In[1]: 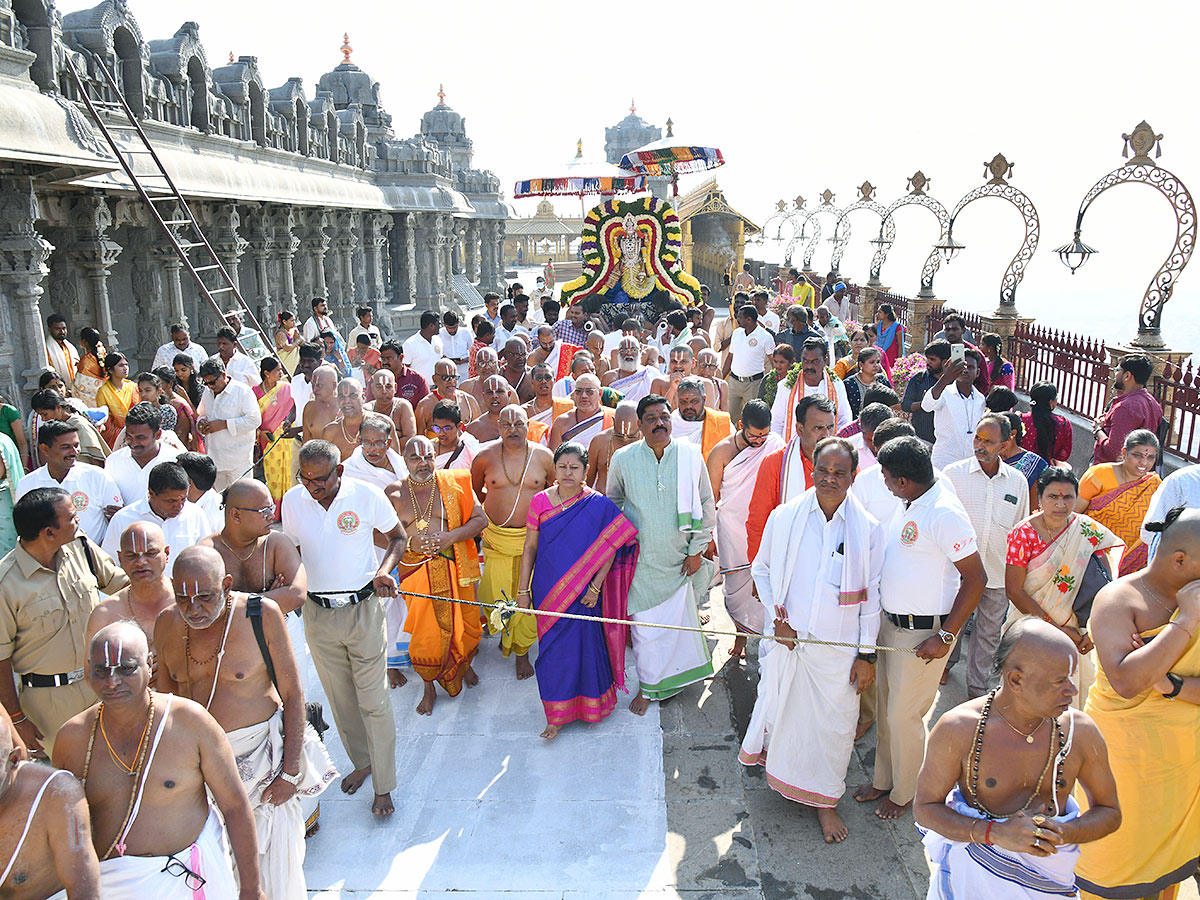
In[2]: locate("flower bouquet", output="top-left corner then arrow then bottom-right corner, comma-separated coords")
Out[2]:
889,352 -> 928,398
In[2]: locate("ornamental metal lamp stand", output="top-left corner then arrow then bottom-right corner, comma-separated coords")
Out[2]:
1054,122 -> 1196,349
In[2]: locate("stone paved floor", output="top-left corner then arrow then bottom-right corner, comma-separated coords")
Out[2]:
296,591 -> 1198,899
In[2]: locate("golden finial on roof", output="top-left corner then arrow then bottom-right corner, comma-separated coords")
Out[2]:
666,117 -> 674,138
228,51 -> 234,64
340,33 -> 352,65
629,98 -> 636,115
575,139 -> 582,159
438,84 -> 446,106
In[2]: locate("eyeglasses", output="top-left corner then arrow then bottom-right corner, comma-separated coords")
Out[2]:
201,378 -> 218,387
531,373 -> 554,382
361,438 -> 390,450
298,468 -> 337,487
427,424 -> 458,435
434,372 -> 458,381
232,504 -> 275,518
161,857 -> 206,892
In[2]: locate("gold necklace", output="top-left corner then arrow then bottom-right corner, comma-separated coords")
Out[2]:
340,417 -> 361,446
995,708 -> 1047,744
217,534 -> 259,563
184,599 -> 230,667
1141,578 -> 1174,615
501,442 -> 530,487
407,478 -> 437,532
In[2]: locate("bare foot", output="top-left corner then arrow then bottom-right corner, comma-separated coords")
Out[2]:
416,682 -> 436,716
876,797 -> 911,819
540,723 -> 561,740
629,691 -> 649,716
854,719 -> 873,742
817,806 -> 849,843
372,792 -> 394,815
388,667 -> 407,688
853,784 -> 888,804
515,654 -> 535,680
939,668 -> 950,686
341,766 -> 371,795
728,635 -> 747,660
464,665 -> 479,687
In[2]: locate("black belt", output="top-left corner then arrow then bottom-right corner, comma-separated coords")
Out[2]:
21,668 -> 85,688
308,582 -> 375,610
729,372 -> 764,383
885,612 -> 947,631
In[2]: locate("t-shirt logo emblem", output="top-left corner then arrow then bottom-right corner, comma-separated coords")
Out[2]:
337,511 -> 360,534
70,491 -> 89,511
901,521 -> 919,546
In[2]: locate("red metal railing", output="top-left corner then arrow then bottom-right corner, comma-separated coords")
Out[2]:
1007,320 -> 1110,420
1152,361 -> 1200,462
925,305 -> 985,345
871,290 -> 911,331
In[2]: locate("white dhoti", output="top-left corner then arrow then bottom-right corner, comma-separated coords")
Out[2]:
715,434 -> 783,635
738,640 -> 858,807
631,580 -> 714,701
93,807 -> 237,900
921,789 -> 1083,898
284,613 -> 325,835
609,367 -> 655,404
226,707 -> 338,900
385,595 -> 411,669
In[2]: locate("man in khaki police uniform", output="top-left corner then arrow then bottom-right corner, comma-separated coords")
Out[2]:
0,486 -> 128,758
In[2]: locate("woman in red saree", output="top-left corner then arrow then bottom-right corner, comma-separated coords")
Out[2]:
1076,428 -> 1161,575
516,441 -> 638,739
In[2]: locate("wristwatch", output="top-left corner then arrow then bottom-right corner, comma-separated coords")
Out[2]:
937,629 -> 956,646
278,769 -> 303,786
1162,672 -> 1184,699
856,652 -> 877,665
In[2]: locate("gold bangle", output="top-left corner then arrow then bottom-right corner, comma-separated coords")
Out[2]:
968,820 -> 978,844
587,584 -> 601,594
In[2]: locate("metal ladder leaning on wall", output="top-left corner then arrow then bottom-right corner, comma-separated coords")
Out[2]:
63,50 -> 277,363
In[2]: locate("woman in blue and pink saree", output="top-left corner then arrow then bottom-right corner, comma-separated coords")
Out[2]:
516,441 -> 638,739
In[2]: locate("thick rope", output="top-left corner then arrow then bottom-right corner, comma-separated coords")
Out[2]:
387,585 -> 917,654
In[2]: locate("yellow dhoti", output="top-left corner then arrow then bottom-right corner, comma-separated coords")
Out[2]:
481,523 -> 537,657
1077,618 -> 1200,900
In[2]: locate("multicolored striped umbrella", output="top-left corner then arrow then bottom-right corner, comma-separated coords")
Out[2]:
512,174 -> 646,198
616,142 -> 725,177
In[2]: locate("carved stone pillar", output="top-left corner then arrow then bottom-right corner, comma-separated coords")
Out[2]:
0,175 -> 55,395
413,213 -> 440,307
465,220 -> 481,283
208,203 -> 247,304
242,206 -> 272,324
299,209 -> 330,309
450,220 -> 464,275
329,210 -> 359,325
266,205 -> 298,314
478,222 -> 495,293
66,194 -> 122,353
127,228 -> 166,369
440,216 -> 456,298
363,212 -> 390,314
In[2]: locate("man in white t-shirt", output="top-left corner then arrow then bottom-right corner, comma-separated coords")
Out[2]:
281,440 -> 408,816
921,347 -> 986,470
752,291 -> 780,333
347,305 -> 382,350
401,311 -> 445,383
855,436 -> 986,820
105,401 -> 182,505
722,305 -> 774,425
102,461 -> 211,576
17,420 -> 122,543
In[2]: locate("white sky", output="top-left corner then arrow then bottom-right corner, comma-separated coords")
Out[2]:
56,0 -> 1200,355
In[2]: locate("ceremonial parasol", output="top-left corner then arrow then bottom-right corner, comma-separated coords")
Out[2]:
513,140 -> 647,200
617,118 -> 725,199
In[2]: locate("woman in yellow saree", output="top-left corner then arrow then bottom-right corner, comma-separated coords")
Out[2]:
73,326 -> 106,407
94,352 -> 137,448
253,357 -> 294,518
1077,428 -> 1161,576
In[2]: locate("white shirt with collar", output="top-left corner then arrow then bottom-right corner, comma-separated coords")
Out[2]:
281,478 -> 399,593
105,443 -> 182,505
850,466 -> 957,531
347,323 -> 382,350
492,323 -> 529,351
195,489 -> 224,534
401,333 -> 444,383
439,327 -> 473,381
153,340 -> 207,371
16,464 -> 123,543
101,499 -> 212,575
921,385 -> 986,470
221,352 -> 261,388
880,478 -> 978,616
198,379 -> 261,474
848,432 -> 876,470
729,325 -> 774,378
943,456 -> 1029,588
1142,464 -> 1200,559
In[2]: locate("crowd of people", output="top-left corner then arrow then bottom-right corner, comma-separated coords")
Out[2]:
0,275 -> 1195,900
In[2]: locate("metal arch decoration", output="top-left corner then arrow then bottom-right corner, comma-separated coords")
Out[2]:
757,198 -> 791,244
830,180 -> 896,285
936,153 -> 1039,317
783,190 -> 843,272
871,171 -> 950,291
1059,122 -> 1196,348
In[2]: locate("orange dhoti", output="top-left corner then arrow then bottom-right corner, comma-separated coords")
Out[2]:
400,470 -> 482,696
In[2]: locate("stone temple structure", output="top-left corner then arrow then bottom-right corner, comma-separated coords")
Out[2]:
0,0 -> 508,404
603,100 -> 659,168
